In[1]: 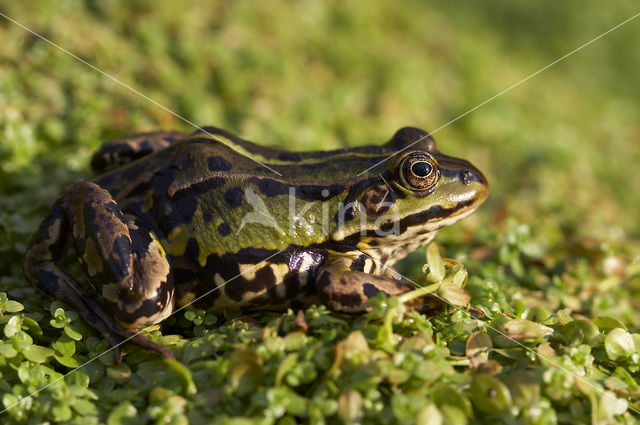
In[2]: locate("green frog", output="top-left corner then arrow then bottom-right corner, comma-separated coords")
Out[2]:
24,126 -> 488,359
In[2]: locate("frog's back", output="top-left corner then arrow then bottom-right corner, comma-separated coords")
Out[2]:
91,126 -> 404,211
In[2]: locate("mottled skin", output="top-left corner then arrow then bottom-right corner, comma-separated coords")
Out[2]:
24,126 -> 488,360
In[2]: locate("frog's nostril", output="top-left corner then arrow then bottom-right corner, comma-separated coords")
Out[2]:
460,168 -> 472,185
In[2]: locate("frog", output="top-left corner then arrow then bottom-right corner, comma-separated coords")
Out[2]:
24,126 -> 488,360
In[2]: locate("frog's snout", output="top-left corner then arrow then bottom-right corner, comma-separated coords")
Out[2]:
460,168 -> 473,185
458,164 -> 486,185
464,164 -> 489,204
450,160 -> 488,208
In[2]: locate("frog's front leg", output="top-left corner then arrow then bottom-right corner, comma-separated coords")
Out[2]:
316,253 -> 441,313
24,181 -> 175,360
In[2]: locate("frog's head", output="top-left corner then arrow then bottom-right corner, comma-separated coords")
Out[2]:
333,127 -> 488,258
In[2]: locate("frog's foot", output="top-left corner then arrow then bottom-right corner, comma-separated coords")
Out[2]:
316,255 -> 422,313
409,293 -> 446,315
24,181 -> 176,362
80,292 -> 175,362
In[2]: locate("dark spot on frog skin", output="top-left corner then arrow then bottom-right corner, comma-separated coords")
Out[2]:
360,184 -> 397,217
162,178 -> 231,233
332,174 -> 393,224
38,203 -> 69,256
251,178 -> 288,197
164,196 -> 198,229
298,184 -> 345,201
248,177 -> 345,201
202,210 -> 214,223
186,237 -> 199,260
121,161 -> 150,185
173,265 -> 198,287
336,204 -> 356,224
36,269 -> 61,292
363,283 -> 381,298
350,254 -> 368,271
225,265 -> 277,301
284,274 -> 303,298
218,222 -> 231,236
278,152 -> 301,162
171,177 -> 227,200
192,289 -> 221,310
207,156 -> 233,172
315,270 -> 332,292
237,247 -> 285,260
394,199 -> 475,233
337,292 -> 363,308
115,278 -> 173,324
224,187 -> 244,208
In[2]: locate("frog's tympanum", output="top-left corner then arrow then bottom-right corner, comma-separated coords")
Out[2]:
24,126 -> 488,359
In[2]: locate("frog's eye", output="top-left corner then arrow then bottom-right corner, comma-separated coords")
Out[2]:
398,152 -> 439,191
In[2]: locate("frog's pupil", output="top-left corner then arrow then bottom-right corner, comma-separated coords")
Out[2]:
411,161 -> 431,178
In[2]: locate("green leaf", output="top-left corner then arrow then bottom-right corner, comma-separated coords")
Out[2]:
2,393 -> 20,411
415,404 -> 443,425
504,319 -> 553,339
229,349 -> 263,397
426,243 -> 445,282
11,330 -> 33,350
54,354 -> 80,368
431,384 -> 473,418
52,404 -> 73,422
337,391 -> 362,422
107,402 -> 137,425
594,317 -> 627,332
164,358 -> 197,396
4,300 -> 24,313
275,353 -> 298,387
107,363 -> 132,384
466,331 -> 492,357
525,306 -> 551,323
605,328 -> 635,361
561,319 -> 600,346
470,374 -> 512,414
72,398 -> 98,416
23,345 -> 54,363
0,342 -> 18,358
438,280 -> 471,307
4,316 -> 21,338
21,317 -> 43,337
53,335 -> 76,357
598,391 -> 627,420
64,324 -> 84,341
284,331 -> 308,351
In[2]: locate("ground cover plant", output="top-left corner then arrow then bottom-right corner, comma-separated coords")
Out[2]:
1,1 -> 640,424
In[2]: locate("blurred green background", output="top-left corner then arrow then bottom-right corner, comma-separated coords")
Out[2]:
1,1 -> 640,424
2,0 -> 640,243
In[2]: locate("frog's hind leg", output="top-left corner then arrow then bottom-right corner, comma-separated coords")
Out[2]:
24,181 -> 176,361
90,131 -> 188,173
